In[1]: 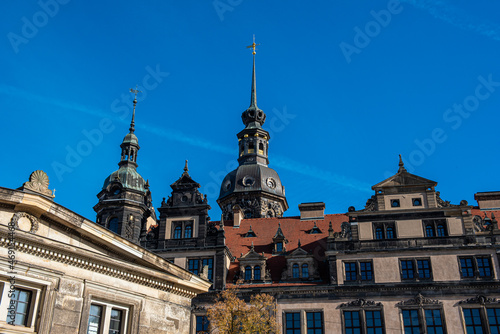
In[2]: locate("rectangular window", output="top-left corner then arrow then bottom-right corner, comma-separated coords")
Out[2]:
171,220 -> 194,239
344,261 -> 374,283
343,309 -> 385,334
306,311 -> 324,334
188,258 -> 214,282
424,309 -> 444,333
87,302 -> 129,334
196,315 -> 209,333
463,308 -> 484,333
285,312 -> 301,334
487,308 -> 500,333
423,219 -> 447,238
462,307 -> 500,334
344,310 -> 361,333
402,308 -> 445,334
400,258 -> 432,281
459,256 -> 493,279
87,304 -> 103,334
9,288 -> 33,326
360,262 -> 373,281
345,262 -> 357,282
401,260 -> 415,280
366,310 -> 384,334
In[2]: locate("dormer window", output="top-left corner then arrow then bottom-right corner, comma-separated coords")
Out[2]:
276,242 -> 283,253
292,264 -> 299,278
245,266 -> 252,280
309,222 -> 322,234
302,264 -> 309,278
391,199 -> 400,208
254,266 -> 261,280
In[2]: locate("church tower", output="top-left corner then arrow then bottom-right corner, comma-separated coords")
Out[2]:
217,40 -> 288,220
94,88 -> 156,244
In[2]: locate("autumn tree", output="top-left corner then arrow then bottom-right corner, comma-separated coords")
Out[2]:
205,287 -> 278,334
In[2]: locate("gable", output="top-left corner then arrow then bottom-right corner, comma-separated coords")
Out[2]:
372,170 -> 437,190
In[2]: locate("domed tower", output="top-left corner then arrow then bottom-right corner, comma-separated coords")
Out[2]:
94,88 -> 156,244
217,41 -> 288,220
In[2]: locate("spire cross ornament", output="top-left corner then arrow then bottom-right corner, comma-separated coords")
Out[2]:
129,86 -> 142,133
246,35 -> 260,55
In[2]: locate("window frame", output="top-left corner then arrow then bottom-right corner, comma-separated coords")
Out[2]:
343,260 -> 374,283
86,300 -> 130,334
171,219 -> 195,239
458,255 -> 493,280
423,219 -> 448,238
372,222 -> 396,240
397,295 -> 446,334
195,315 -> 210,333
188,257 -> 214,282
0,279 -> 44,330
283,310 -> 324,334
399,258 -> 433,281
459,296 -> 500,334
339,299 -> 385,334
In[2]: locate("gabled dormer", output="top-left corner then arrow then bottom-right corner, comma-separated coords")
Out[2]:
282,240 -> 319,281
238,243 -> 269,282
156,161 -> 212,247
369,155 -> 439,211
272,223 -> 287,254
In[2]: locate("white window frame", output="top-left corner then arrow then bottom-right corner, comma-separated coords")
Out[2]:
87,300 -> 130,334
0,278 -> 44,332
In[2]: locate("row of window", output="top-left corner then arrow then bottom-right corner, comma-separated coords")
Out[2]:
390,197 -> 422,208
282,306 -> 500,334
373,219 -> 448,240
344,255 -> 493,283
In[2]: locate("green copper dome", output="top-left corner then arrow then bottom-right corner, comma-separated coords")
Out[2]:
102,166 -> 146,193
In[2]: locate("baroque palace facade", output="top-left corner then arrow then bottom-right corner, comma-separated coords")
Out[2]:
2,51 -> 500,334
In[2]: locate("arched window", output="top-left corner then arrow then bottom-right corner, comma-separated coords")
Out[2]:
436,224 -> 446,237
254,266 -> 261,280
426,224 -> 435,237
173,225 -> 182,239
292,264 -> 299,278
386,227 -> 395,239
258,142 -> 264,155
184,224 -> 193,238
248,141 -> 255,153
302,264 -> 309,278
108,217 -> 119,234
375,227 -> 384,240
245,266 -> 252,280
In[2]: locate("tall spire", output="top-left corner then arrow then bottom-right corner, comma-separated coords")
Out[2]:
242,36 -> 266,128
182,160 -> 189,176
129,86 -> 141,133
249,55 -> 258,109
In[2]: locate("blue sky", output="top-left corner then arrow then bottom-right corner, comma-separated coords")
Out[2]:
1,1 -> 500,221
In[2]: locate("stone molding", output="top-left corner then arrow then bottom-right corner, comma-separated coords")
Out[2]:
0,232 -> 197,298
396,293 -> 442,307
11,211 -> 39,233
459,295 -> 500,305
338,299 -> 382,309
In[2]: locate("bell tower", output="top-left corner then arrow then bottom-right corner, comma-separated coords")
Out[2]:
94,88 -> 156,244
217,38 -> 288,220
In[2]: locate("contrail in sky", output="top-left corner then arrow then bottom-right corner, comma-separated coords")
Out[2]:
400,0 -> 500,41
0,84 -> 371,192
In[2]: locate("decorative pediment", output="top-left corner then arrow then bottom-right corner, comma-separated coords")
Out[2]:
286,244 -> 309,258
459,295 -> 500,305
239,242 -> 266,260
338,299 -> 382,309
372,156 -> 436,191
396,294 -> 441,307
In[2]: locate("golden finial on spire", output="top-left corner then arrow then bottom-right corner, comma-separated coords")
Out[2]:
246,34 -> 260,55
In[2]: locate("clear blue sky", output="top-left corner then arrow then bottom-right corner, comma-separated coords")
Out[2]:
2,1 -> 500,221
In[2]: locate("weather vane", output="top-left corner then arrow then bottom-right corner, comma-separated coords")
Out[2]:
246,34 -> 260,55
130,85 -> 142,101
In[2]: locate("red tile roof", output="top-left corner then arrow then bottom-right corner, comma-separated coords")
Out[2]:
216,214 -> 348,287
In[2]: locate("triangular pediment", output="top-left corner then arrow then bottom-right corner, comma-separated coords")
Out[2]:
287,247 -> 309,257
171,174 -> 200,190
372,170 -> 437,190
239,244 -> 266,260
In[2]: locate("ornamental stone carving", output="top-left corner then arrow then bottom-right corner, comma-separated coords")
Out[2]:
11,212 -> 39,234
339,299 -> 382,309
21,170 -> 55,198
459,295 -> 500,305
396,294 -> 441,307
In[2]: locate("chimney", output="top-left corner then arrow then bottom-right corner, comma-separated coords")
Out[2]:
298,202 -> 325,220
232,204 -> 243,227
